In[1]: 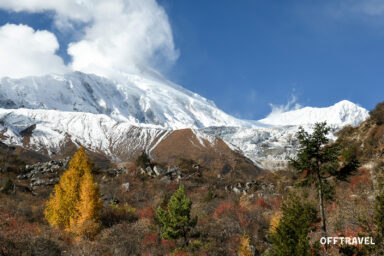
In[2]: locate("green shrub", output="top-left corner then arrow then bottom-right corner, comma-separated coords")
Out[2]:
0,178 -> 14,194
267,194 -> 318,256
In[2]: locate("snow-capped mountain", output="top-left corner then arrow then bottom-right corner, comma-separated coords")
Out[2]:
205,101 -> 369,169
258,100 -> 368,127
0,71 -> 370,170
0,72 -> 250,129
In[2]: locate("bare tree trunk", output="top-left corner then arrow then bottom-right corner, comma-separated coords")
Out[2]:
317,169 -> 327,254
182,228 -> 188,247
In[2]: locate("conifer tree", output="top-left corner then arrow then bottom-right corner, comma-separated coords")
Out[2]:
267,194 -> 318,256
70,171 -> 102,239
44,147 -> 100,233
289,122 -> 358,241
156,185 -> 197,247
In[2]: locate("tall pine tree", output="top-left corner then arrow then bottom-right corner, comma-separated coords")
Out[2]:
289,122 -> 359,240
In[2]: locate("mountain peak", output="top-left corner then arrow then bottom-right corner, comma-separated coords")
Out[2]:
0,72 -> 369,129
333,99 -> 360,108
258,100 -> 369,127
0,71 -> 250,129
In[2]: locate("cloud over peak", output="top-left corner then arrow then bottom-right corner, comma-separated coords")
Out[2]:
67,0 -> 179,78
267,94 -> 302,118
0,0 -> 178,78
0,24 -> 67,78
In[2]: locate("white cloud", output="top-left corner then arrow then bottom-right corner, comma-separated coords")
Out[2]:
267,94 -> 302,117
326,0 -> 384,22
0,0 -> 92,23
68,0 -> 178,78
344,0 -> 384,17
0,0 -> 179,79
0,24 -> 67,78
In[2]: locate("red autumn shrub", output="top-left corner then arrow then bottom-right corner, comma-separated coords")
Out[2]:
256,198 -> 271,208
214,201 -> 235,217
271,197 -> 282,209
213,201 -> 252,228
237,210 -> 251,227
139,206 -> 155,219
0,212 -> 39,239
342,226 -> 363,238
350,169 -> 371,191
143,232 -> 158,248
173,252 -> 188,256
161,239 -> 175,248
0,212 -> 41,254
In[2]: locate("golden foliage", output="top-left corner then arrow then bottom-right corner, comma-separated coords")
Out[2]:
238,234 -> 252,256
269,211 -> 282,234
69,171 -> 102,238
44,147 -> 102,238
239,194 -> 255,211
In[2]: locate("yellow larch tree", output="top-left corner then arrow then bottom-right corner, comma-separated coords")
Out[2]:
269,211 -> 282,234
44,146 -> 101,235
238,234 -> 252,256
69,171 -> 102,239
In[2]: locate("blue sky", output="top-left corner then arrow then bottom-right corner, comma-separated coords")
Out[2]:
0,0 -> 383,119
160,0 -> 384,119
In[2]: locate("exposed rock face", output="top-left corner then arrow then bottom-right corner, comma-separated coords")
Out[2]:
17,158 -> 69,190
151,129 -> 263,179
139,165 -> 182,181
225,180 -> 276,196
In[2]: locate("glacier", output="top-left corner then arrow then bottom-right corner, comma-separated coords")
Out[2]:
208,100 -> 369,169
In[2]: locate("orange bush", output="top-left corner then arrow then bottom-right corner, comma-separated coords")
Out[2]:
139,206 -> 155,219
161,239 -> 175,247
256,198 -> 270,208
214,201 -> 235,217
143,232 -> 159,248
350,169 -> 371,191
271,197 -> 282,209
213,201 -> 251,228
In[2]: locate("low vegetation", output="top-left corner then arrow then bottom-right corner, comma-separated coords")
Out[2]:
370,101 -> 384,125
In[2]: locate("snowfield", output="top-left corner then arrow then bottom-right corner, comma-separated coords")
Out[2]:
258,100 -> 368,127
0,72 -> 251,129
0,72 -> 370,169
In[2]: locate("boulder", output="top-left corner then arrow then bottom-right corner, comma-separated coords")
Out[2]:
233,187 -> 242,195
146,166 -> 155,176
122,182 -> 130,191
153,165 -> 165,176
